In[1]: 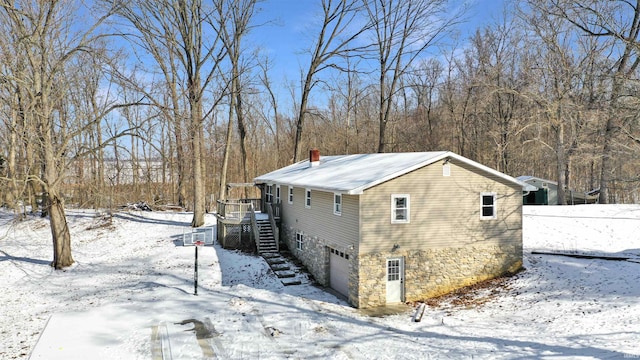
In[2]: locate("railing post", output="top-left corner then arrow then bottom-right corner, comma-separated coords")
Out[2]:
249,204 -> 260,253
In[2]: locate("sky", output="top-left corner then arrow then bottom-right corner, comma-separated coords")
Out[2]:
246,0 -> 509,101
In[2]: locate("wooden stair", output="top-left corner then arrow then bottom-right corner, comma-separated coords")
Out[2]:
256,219 -> 277,254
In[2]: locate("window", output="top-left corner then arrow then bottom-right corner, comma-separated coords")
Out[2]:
275,185 -> 281,204
296,232 -> 303,250
391,194 -> 410,223
387,259 -> 400,281
265,184 -> 273,203
288,186 -> 293,204
305,188 -> 311,208
480,192 -> 497,219
334,193 -> 342,216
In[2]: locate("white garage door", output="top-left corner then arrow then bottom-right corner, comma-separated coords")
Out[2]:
329,248 -> 349,297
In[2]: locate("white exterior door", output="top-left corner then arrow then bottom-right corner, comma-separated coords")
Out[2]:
386,258 -> 404,303
330,249 -> 350,297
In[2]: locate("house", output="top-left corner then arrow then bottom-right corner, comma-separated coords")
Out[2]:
517,176 -> 598,205
254,150 -> 525,308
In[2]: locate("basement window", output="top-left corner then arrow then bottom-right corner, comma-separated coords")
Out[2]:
296,232 -> 303,251
480,192 -> 497,220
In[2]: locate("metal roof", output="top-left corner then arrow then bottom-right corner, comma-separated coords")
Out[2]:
255,151 -> 529,195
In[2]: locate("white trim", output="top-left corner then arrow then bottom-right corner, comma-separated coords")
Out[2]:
333,193 -> 342,216
305,188 -> 311,209
265,184 -> 273,203
296,232 -> 303,251
480,192 -> 497,220
391,194 -> 410,224
288,186 -> 293,204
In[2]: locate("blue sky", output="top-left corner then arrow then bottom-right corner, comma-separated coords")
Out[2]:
247,0 -> 509,93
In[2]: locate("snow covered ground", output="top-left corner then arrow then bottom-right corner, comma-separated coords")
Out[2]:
1,205 -> 639,359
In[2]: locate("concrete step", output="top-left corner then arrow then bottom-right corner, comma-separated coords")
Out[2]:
281,278 -> 302,286
274,270 -> 296,278
271,263 -> 290,271
261,252 -> 280,259
265,257 -> 285,265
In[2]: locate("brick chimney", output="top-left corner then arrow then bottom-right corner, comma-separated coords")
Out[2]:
309,149 -> 320,167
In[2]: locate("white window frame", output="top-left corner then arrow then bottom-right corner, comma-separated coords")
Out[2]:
334,193 -> 342,216
391,194 -> 410,224
305,188 -> 311,208
296,232 -> 303,251
265,184 -> 273,203
275,185 -> 281,204
288,186 -> 294,204
480,192 -> 497,220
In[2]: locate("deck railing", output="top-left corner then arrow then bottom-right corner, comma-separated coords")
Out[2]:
216,198 -> 262,222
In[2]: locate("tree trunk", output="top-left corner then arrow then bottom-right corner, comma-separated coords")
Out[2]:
556,123 -> 567,205
293,77 -> 312,162
218,91 -> 236,202
49,190 -> 73,269
191,105 -> 205,227
174,111 -> 187,208
598,117 -> 615,204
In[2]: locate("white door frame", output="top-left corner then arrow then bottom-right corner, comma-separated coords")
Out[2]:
386,257 -> 404,303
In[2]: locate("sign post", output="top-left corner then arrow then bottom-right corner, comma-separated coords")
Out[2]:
194,241 -> 204,295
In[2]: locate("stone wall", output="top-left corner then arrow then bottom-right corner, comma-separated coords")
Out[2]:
282,225 -> 330,286
355,244 -> 522,308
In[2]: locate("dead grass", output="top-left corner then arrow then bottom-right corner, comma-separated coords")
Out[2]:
421,271 -> 522,310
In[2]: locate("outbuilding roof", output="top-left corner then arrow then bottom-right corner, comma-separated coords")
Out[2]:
254,151 -> 528,195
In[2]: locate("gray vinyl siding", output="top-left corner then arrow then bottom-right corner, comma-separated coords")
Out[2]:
280,187 -> 359,251
359,159 -> 522,254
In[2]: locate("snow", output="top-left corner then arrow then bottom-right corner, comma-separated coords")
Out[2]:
1,205 -> 639,359
254,151 -> 525,195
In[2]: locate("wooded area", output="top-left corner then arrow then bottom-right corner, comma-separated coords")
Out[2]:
1,0 -> 639,268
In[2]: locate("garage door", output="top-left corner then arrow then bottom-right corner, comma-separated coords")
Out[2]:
329,248 -> 349,297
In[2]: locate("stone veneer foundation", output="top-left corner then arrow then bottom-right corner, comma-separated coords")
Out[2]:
281,225 -> 331,286
282,224 -> 521,309
355,244 -> 522,308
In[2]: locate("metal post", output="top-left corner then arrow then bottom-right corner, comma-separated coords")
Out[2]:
194,245 -> 198,296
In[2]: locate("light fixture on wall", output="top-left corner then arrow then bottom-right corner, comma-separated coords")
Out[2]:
443,158 -> 450,165
392,244 -> 400,251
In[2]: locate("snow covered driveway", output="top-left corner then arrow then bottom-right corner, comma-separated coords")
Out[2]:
1,206 -> 639,359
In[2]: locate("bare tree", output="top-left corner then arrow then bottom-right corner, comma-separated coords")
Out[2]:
217,0 -> 259,201
117,0 -> 228,226
292,0 -> 370,162
0,0 -> 137,268
362,0 -> 463,153
547,0 -> 640,203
